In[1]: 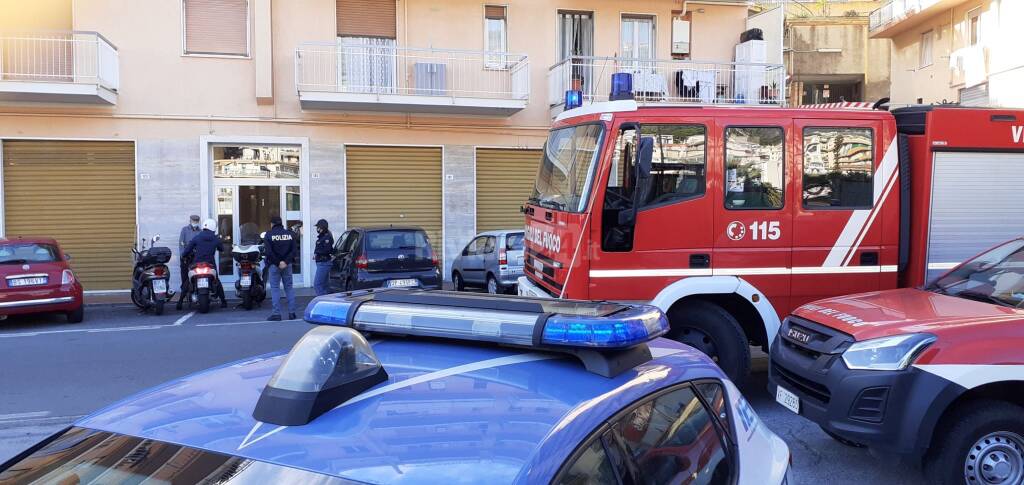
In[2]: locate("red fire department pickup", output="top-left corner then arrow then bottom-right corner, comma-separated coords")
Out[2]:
518,98 -> 1024,381
769,238 -> 1024,484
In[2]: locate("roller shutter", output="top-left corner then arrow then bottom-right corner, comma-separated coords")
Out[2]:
337,0 -> 397,39
475,148 -> 541,232
926,151 -> 1024,281
345,146 -> 442,257
3,140 -> 136,290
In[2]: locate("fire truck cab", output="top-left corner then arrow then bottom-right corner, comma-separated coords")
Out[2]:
519,98 -> 1024,381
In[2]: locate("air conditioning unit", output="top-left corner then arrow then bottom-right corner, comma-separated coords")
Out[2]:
672,19 -> 690,54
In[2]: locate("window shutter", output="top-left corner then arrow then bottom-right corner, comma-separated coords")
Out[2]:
337,0 -> 397,39
485,5 -> 506,20
184,0 -> 249,56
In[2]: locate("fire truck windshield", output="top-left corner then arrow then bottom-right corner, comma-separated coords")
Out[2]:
929,239 -> 1024,308
530,124 -> 605,213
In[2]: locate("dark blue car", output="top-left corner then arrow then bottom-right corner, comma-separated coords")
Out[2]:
330,226 -> 442,292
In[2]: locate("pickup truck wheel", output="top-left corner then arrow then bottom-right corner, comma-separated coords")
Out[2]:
925,400 -> 1024,485
666,300 -> 751,382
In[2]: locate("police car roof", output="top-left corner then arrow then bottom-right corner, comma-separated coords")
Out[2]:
76,337 -> 722,484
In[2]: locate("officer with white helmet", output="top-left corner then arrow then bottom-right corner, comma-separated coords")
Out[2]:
180,218 -> 227,308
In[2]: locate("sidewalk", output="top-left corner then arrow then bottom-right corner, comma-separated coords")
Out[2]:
85,286 -> 319,307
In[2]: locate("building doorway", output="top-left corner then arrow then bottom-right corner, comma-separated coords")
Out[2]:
210,143 -> 305,284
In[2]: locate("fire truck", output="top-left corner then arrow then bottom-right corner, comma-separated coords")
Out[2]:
517,88 -> 1024,381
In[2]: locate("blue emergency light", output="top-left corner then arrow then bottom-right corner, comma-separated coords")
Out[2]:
256,290 -> 668,426
564,89 -> 584,110
305,289 -> 669,376
609,72 -> 634,101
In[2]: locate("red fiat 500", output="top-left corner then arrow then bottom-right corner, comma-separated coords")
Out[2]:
0,237 -> 84,322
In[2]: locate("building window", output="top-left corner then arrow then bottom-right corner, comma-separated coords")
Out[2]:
621,15 -> 655,60
802,128 -> 873,209
725,127 -> 785,210
968,7 -> 981,45
484,5 -> 507,68
919,30 -> 933,68
183,0 -> 250,56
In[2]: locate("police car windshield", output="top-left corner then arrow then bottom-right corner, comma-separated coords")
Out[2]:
531,124 -> 605,213
930,239 -> 1024,308
0,427 -> 356,485
0,243 -> 59,264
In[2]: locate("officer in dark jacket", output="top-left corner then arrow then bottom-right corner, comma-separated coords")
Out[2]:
180,218 -> 227,308
264,216 -> 298,320
313,219 -> 335,296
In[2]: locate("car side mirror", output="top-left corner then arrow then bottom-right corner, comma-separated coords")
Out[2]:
462,248 -> 470,256
259,232 -> 267,239
151,234 -> 161,245
64,253 -> 72,261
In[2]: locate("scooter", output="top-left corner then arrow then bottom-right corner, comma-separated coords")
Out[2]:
232,241 -> 266,310
186,261 -> 224,314
130,235 -> 172,315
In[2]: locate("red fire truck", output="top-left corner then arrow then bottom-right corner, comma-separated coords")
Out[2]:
518,99 -> 1024,381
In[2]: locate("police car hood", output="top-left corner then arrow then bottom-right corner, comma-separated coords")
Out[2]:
792,288 -> 1023,341
76,338 -> 719,484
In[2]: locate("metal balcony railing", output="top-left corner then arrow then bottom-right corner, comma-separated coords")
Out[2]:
548,56 -> 786,107
869,0 -> 924,31
0,31 -> 119,91
295,42 -> 530,102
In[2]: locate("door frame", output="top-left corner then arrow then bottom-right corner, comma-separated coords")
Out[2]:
200,135 -> 311,287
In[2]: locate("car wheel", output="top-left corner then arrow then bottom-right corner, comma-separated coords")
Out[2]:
665,300 -> 751,383
925,400 -> 1024,485
486,275 -> 499,294
452,272 -> 465,291
66,305 -> 84,323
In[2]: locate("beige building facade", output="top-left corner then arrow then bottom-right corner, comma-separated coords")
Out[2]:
0,0 -> 765,290
870,0 -> 1024,107
775,0 -> 891,106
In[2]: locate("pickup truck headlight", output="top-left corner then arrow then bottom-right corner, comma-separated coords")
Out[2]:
841,333 -> 936,371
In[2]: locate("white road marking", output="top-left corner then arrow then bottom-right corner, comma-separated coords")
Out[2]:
0,411 -> 49,422
173,311 -> 196,326
196,319 -> 295,328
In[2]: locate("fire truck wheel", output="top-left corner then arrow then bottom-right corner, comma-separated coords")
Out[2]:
666,300 -> 750,382
925,400 -> 1024,485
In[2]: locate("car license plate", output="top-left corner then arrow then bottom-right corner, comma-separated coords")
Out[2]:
152,279 -> 167,294
516,256 -> 524,265
776,386 -> 800,414
9,276 -> 46,287
387,278 -> 418,288
197,278 -> 210,289
533,259 -> 544,271
240,275 -> 252,288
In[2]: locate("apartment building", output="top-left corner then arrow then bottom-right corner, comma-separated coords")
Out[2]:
869,0 -> 1024,107
772,0 -> 891,105
0,0 -> 768,291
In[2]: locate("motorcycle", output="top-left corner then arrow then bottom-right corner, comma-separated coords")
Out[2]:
130,235 -> 172,315
232,241 -> 266,310
185,261 -> 224,314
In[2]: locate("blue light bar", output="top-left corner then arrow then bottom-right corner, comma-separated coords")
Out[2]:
542,308 -> 669,349
610,73 -> 634,101
565,89 -> 583,110
305,290 -> 667,351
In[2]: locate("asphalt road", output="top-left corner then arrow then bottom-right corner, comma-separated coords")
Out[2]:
0,301 -> 927,484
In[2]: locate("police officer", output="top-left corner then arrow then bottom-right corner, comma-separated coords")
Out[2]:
264,216 -> 297,321
180,218 -> 228,309
313,219 -> 334,296
178,215 -> 202,294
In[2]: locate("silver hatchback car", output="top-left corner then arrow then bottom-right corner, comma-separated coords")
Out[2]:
451,230 -> 525,294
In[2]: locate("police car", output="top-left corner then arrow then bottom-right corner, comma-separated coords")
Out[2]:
0,290 -> 790,484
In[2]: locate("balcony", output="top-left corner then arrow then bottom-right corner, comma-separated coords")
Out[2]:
0,32 -> 119,104
869,0 -> 968,38
548,56 -> 785,114
295,42 -> 529,115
